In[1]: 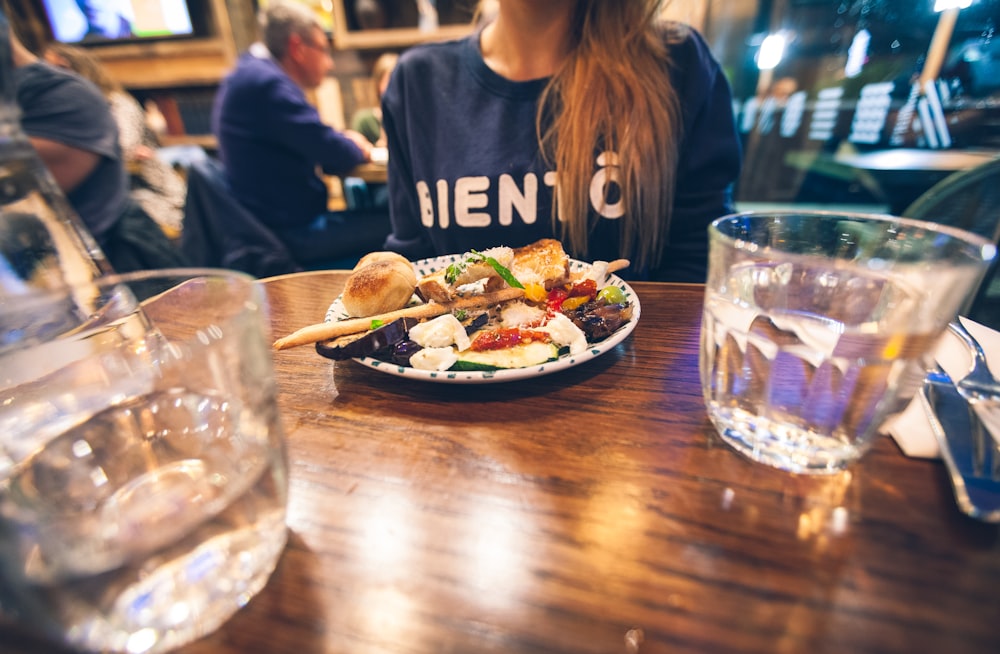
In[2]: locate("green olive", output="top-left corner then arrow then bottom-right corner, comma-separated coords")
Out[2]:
597,286 -> 626,305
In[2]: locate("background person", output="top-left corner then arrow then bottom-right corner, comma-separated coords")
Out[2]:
345,51 -> 397,210
212,0 -> 389,265
351,51 -> 398,146
5,7 -> 185,272
43,43 -> 188,238
381,0 -> 742,282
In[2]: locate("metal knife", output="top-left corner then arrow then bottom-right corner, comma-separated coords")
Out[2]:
920,369 -> 1000,522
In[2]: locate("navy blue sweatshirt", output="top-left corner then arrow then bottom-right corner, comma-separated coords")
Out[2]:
382,25 -> 742,282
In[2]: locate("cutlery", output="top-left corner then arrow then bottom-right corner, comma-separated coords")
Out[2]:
948,321 -> 1000,435
920,325 -> 1000,521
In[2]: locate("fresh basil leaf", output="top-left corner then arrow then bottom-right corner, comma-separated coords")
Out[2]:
485,256 -> 525,289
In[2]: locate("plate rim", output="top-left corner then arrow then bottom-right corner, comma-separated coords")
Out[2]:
323,255 -> 641,384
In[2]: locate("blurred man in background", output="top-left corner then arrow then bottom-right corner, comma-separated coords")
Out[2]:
212,0 -> 389,266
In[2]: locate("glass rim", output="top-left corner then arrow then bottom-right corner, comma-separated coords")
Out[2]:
710,210 -> 998,263
2,266 -> 257,296
0,268 -> 262,321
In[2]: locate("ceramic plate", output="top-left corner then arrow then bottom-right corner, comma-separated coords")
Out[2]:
323,255 -> 640,383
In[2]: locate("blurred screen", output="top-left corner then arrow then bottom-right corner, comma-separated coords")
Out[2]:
41,0 -> 194,44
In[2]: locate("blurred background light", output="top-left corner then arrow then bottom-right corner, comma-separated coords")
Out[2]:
934,0 -> 973,11
757,33 -> 787,71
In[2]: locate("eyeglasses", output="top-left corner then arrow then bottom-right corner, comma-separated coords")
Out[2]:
300,38 -> 332,55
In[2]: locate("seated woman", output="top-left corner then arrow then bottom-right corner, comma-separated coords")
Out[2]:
381,0 -> 742,282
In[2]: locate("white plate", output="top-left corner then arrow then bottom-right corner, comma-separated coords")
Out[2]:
323,256 -> 641,384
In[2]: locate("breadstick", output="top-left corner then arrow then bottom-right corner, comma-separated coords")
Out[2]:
606,259 -> 630,275
273,287 -> 525,350
569,258 -> 631,281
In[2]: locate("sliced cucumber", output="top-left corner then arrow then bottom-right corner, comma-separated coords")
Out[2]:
451,341 -> 560,371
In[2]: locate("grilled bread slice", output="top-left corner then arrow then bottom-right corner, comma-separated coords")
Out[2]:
509,238 -> 570,289
415,240 -> 569,303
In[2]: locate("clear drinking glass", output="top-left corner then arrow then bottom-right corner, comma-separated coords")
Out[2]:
700,211 -> 995,474
0,269 -> 289,653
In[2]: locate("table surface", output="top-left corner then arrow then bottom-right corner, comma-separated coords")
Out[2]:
2,270 -> 998,654
348,162 -> 388,184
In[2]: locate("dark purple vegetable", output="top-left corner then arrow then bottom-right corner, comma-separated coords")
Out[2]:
463,311 -> 490,334
316,317 -> 420,361
566,301 -> 633,342
383,339 -> 422,366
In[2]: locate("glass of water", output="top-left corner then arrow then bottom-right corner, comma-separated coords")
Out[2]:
0,269 -> 288,653
700,211 -> 995,474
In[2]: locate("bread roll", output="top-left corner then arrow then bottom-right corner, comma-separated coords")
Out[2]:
342,259 -> 417,317
353,251 -> 416,286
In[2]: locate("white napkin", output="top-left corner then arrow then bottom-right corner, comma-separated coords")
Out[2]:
884,317 -> 1000,458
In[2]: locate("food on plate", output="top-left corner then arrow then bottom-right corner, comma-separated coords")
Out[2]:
354,250 -> 414,274
369,272 -> 633,371
294,240 -> 633,373
417,247 -> 511,303
272,239 -> 636,374
273,286 -> 523,350
508,238 -> 572,288
416,246 -> 515,303
315,317 -> 420,361
415,239 -> 570,304
341,254 -> 417,317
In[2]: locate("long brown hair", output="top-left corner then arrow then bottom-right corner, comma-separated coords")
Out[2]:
484,0 -> 684,271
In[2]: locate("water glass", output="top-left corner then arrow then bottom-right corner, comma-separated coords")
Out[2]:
700,211 -> 995,474
0,269 -> 288,653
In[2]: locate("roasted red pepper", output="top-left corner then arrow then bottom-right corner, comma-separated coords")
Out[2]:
567,279 -> 597,299
470,328 -> 552,351
546,287 -> 569,313
546,280 -> 596,314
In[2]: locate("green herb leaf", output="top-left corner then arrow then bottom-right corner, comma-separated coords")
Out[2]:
370,319 -> 385,330
446,251 -> 523,289
453,308 -> 468,321
485,256 -> 524,289
445,262 -> 464,284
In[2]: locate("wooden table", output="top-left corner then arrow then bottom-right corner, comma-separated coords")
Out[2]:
348,162 -> 388,184
2,271 -> 998,653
